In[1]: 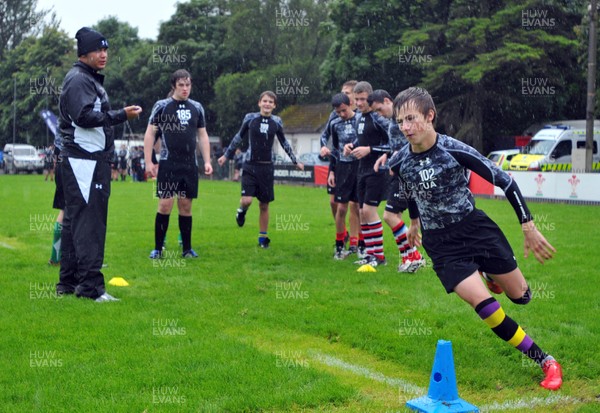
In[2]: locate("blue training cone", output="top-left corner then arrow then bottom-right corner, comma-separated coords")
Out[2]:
406,340 -> 479,413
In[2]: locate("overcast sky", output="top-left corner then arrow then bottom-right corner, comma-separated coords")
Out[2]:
36,0 -> 179,40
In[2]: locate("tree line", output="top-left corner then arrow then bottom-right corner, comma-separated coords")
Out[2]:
0,0 -> 594,154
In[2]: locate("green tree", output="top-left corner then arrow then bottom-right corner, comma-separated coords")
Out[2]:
0,27 -> 72,147
0,0 -> 56,59
420,0 -> 585,152
370,0 -> 586,152
323,0 -> 587,153
320,0 -> 423,94
214,0 -> 332,141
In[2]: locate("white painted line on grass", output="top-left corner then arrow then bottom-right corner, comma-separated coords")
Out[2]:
480,394 -> 579,412
312,352 -> 580,412
0,242 -> 15,249
311,352 -> 425,395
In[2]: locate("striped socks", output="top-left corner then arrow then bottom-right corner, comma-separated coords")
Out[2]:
362,221 -> 384,260
476,297 -> 548,365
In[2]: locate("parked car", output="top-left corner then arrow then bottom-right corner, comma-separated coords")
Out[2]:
297,152 -> 329,166
486,149 -> 520,170
3,144 -> 44,174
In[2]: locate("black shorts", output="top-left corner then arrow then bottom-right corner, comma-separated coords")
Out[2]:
53,159 -> 65,210
357,170 -> 387,207
118,159 -> 127,170
333,161 -> 358,204
385,173 -> 408,214
241,163 -> 274,203
156,161 -> 198,199
422,209 -> 518,293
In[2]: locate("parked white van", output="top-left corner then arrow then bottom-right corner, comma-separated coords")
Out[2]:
3,144 -> 44,174
508,124 -> 600,172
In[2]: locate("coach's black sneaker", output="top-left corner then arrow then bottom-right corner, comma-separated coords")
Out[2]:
236,208 -> 247,227
259,237 -> 271,249
95,292 -> 120,303
182,249 -> 199,258
149,249 -> 162,259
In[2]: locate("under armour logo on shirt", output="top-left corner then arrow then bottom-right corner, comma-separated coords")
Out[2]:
95,184 -> 103,189
419,157 -> 432,167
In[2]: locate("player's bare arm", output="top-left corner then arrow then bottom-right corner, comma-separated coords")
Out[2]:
197,128 -> 213,175
143,123 -> 158,178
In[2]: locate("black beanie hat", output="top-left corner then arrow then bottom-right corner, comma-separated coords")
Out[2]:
76,27 -> 109,56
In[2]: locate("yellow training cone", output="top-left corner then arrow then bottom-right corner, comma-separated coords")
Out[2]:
108,277 -> 130,287
357,264 -> 377,272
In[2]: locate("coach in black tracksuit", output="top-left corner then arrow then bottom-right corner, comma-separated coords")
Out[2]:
56,27 -> 142,301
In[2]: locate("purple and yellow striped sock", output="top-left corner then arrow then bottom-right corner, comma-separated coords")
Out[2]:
475,297 -> 548,365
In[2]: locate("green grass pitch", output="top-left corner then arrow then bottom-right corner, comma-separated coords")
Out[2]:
0,175 -> 598,412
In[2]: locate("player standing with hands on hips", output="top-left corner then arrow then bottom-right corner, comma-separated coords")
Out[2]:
56,27 -> 142,302
389,87 -> 562,390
